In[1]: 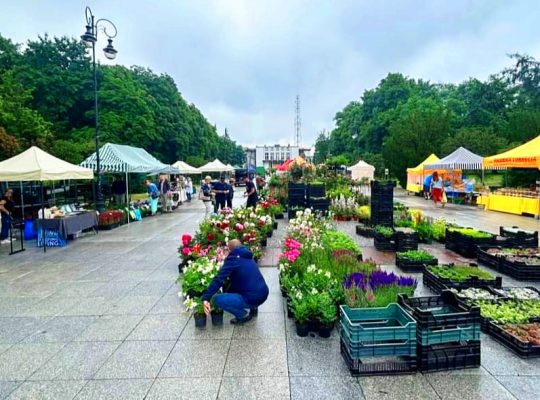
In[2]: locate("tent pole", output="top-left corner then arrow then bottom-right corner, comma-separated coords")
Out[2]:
126,168 -> 130,224
41,182 -> 46,253
20,181 -> 25,220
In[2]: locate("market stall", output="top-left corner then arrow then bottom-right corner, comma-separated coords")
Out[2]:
406,154 -> 445,194
424,147 -> 482,204
172,161 -> 201,175
199,159 -> 235,174
81,143 -> 173,215
348,160 -> 375,181
0,146 -> 95,252
480,135 -> 540,217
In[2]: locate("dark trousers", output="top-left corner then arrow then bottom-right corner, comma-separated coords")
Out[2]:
246,197 -> 257,209
227,197 -> 233,209
0,213 -> 11,240
214,198 -> 226,213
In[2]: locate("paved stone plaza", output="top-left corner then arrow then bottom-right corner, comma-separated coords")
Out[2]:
1,191 -> 540,399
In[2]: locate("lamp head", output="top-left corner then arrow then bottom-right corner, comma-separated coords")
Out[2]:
81,25 -> 96,47
103,38 -> 118,60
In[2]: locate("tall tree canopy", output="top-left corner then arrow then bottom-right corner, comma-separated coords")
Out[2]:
318,54 -> 540,187
0,34 -> 245,166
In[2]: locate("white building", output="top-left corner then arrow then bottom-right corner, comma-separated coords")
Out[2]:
245,144 -> 313,169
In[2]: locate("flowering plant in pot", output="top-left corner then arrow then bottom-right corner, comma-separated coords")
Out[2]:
179,258 -> 220,298
183,296 -> 207,328
315,293 -> 338,338
290,293 -> 310,337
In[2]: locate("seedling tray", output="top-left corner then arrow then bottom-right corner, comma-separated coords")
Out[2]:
422,266 -> 502,295
339,304 -> 416,358
484,320 -> 540,358
395,229 -> 419,252
417,341 -> 481,372
396,255 -> 438,272
445,228 -> 496,258
500,226 -> 538,248
397,291 -> 481,346
340,339 -> 417,376
477,247 -> 502,270
356,224 -> 374,238
499,256 -> 540,281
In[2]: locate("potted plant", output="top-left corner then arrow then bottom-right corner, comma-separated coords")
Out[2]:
317,293 -> 337,338
211,300 -> 224,326
291,296 -> 310,337
184,297 -> 207,328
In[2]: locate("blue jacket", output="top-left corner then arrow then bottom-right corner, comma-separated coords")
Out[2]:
202,246 -> 269,305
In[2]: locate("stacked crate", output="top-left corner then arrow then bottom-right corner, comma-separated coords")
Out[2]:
370,181 -> 393,227
287,183 -> 306,219
500,226 -> 539,248
395,228 -> 419,252
339,304 -> 417,376
307,184 -> 329,212
398,290 -> 481,372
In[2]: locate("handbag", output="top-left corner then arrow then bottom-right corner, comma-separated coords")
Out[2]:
442,191 -> 448,203
198,189 -> 211,201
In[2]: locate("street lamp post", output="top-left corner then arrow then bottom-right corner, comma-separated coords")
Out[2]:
81,6 -> 118,212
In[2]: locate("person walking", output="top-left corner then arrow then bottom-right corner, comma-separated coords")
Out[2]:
0,188 -> 15,244
199,176 -> 213,218
202,239 -> 269,324
244,176 -> 258,208
226,178 -> 235,209
430,171 -> 444,208
212,175 -> 229,213
145,179 -> 159,215
423,173 -> 433,200
185,178 -> 193,202
157,175 -> 171,213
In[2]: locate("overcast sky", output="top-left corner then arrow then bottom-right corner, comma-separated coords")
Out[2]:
1,0 -> 539,147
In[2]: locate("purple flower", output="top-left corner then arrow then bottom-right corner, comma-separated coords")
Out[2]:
344,272 -> 365,289
369,270 -> 398,288
397,276 -> 417,287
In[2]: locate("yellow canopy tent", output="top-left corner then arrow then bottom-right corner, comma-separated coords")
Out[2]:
483,134 -> 540,169
406,154 -> 440,193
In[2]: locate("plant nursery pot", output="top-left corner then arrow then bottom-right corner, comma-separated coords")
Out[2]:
266,230 -> 273,238
286,301 -> 293,318
261,238 -> 268,247
345,216 -> 352,221
308,319 -> 320,332
273,221 -> 278,229
186,289 -> 203,298
318,323 -> 334,338
211,311 -> 223,326
295,321 -> 309,337
194,313 -> 207,328
275,213 -> 284,220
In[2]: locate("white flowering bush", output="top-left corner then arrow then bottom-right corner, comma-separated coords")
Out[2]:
180,258 -> 221,298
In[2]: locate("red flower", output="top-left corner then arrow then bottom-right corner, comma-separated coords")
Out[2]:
207,232 -> 215,241
259,220 -> 265,227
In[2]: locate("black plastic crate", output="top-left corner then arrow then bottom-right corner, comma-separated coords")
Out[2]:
340,339 -> 417,376
422,265 -> 502,294
499,257 -> 540,281
445,228 -> 496,258
484,320 -> 540,358
417,341 -> 481,372
397,291 -> 481,346
477,247 -> 502,270
396,255 -> 438,272
374,233 -> 395,251
395,229 -> 419,252
307,185 -> 325,198
356,224 -> 374,238
500,226 -> 539,248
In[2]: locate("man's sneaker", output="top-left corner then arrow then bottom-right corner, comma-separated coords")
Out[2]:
0,239 -> 11,244
230,313 -> 253,325
249,308 -> 258,318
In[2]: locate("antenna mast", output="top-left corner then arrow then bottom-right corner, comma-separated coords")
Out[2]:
295,95 -> 302,147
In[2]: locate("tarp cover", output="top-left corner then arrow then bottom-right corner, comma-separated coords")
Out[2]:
348,160 -> 375,181
172,161 -> 201,174
424,147 -> 483,170
0,146 -> 94,181
483,134 -> 540,169
199,159 -> 234,172
80,143 -> 168,173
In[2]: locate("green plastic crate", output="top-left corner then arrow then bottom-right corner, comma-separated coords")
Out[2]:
339,304 -> 417,358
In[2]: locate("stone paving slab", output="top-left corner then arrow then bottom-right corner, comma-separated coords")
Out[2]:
0,194 -> 538,399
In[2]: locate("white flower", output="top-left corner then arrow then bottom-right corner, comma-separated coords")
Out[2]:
307,265 -> 316,273
310,288 -> 318,295
325,271 -> 332,279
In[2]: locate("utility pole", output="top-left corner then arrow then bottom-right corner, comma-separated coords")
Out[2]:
295,95 -> 301,147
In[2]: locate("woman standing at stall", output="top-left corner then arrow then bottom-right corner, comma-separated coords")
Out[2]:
430,171 -> 444,208
145,179 -> 159,215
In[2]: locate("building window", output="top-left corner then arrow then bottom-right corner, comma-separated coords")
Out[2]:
265,152 -> 269,160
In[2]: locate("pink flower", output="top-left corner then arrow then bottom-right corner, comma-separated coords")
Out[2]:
182,247 -> 191,255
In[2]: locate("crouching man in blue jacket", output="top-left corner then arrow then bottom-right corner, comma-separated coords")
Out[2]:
202,239 -> 269,324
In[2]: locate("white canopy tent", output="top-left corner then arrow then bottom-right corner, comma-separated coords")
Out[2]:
172,161 -> 201,175
0,146 -> 94,181
199,159 -> 234,173
0,146 -> 94,253
348,160 -> 375,181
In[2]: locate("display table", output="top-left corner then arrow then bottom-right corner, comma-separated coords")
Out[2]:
406,184 -> 422,194
36,211 -> 98,240
477,194 -> 540,218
